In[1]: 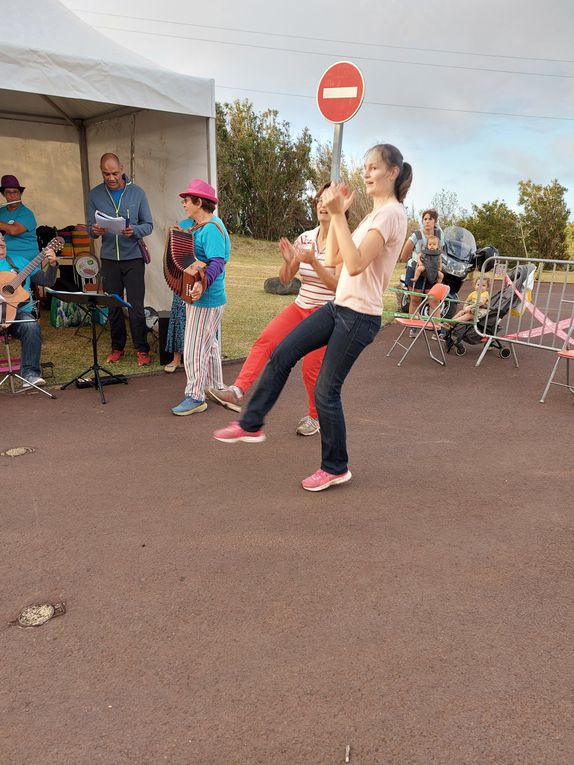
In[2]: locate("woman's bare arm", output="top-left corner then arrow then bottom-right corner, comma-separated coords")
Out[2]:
400,238 -> 414,263
328,210 -> 385,276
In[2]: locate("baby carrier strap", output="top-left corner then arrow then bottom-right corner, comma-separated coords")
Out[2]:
414,225 -> 440,243
190,218 -> 227,242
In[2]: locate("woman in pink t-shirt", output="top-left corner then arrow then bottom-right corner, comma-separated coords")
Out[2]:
207,182 -> 341,436
214,144 -> 412,492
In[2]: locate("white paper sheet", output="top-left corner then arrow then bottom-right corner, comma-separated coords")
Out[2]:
95,210 -> 126,234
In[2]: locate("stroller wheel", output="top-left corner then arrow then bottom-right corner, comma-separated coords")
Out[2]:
455,344 -> 467,356
499,346 -> 512,359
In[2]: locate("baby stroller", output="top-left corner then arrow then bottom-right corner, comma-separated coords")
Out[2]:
444,264 -> 535,357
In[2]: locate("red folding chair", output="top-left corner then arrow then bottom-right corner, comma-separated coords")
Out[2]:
539,320 -> 574,403
386,283 -> 450,367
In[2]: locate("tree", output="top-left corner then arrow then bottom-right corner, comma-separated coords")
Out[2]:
464,200 -> 524,259
311,141 -> 336,187
311,144 -> 370,230
216,100 -> 315,241
566,221 -> 574,260
429,189 -> 468,229
517,179 -> 570,260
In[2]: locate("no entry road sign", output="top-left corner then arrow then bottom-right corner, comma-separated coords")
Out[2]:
316,61 -> 365,124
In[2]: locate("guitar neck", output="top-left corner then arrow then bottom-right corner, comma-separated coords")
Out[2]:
6,249 -> 49,291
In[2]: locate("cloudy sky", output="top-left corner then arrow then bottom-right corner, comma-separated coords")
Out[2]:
60,0 -> 574,219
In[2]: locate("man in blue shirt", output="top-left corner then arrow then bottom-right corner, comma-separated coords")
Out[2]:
0,174 -> 39,263
0,232 -> 58,387
87,154 -> 154,366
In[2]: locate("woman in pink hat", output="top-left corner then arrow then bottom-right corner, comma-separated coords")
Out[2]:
171,179 -> 231,416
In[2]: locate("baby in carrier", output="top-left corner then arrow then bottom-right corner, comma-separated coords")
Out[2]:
411,234 -> 443,289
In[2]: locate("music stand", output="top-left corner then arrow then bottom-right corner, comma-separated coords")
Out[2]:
49,289 -> 130,404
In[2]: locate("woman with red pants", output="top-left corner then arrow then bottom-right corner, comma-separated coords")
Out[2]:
207,182 -> 341,436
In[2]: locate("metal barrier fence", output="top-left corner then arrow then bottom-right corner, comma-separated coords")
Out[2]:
472,255 -> 574,367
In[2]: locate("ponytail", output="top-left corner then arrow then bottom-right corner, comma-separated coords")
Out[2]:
395,161 -> 413,203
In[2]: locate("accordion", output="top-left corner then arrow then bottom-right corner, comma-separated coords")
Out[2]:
163,227 -> 206,304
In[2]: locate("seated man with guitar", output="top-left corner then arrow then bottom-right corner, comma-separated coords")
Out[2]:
0,232 -> 61,388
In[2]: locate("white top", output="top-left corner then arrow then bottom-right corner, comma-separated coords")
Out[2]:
335,201 -> 407,315
293,226 -> 337,310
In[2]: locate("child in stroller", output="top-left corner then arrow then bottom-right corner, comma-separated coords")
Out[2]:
449,274 -> 490,324
411,234 -> 444,290
444,265 -> 534,357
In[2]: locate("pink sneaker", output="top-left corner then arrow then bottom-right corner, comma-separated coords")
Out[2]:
213,421 -> 266,443
301,468 -> 352,492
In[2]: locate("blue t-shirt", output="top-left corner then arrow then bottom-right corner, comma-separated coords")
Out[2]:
0,203 -> 38,262
109,188 -> 123,208
179,216 -> 230,308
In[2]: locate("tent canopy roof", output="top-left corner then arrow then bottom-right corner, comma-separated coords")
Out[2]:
0,0 -> 214,123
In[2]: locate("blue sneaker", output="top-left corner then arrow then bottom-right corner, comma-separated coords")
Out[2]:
171,396 -> 208,416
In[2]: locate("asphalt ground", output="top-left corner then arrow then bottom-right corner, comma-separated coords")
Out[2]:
1,319 -> 573,765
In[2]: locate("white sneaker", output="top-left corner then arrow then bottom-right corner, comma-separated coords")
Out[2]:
408,329 -> 418,339
206,385 -> 243,412
296,415 -> 320,436
22,376 -> 46,389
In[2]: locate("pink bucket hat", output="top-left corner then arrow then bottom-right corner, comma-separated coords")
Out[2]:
179,179 -> 218,204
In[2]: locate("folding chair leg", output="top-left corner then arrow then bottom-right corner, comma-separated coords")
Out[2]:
427,327 -> 447,366
540,355 -> 562,403
387,326 -> 410,358
396,328 -> 425,367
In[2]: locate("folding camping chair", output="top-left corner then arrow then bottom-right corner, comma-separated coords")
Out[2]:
539,306 -> 574,404
386,283 -> 450,367
0,328 -> 23,393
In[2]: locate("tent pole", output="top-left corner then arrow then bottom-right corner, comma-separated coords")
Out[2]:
207,116 -> 217,192
207,107 -> 221,357
78,123 -> 91,229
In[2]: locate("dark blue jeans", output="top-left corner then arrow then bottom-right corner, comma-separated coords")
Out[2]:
240,302 -> 381,474
10,309 -> 42,379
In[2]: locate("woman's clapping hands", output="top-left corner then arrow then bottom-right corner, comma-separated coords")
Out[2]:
279,237 -> 299,264
321,182 -> 355,215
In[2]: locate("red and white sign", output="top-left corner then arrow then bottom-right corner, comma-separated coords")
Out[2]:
316,61 -> 365,124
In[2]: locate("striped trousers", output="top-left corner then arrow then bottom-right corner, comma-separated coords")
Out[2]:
183,303 -> 224,401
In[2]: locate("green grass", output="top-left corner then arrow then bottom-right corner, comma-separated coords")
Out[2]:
34,237 -> 453,384
39,235 -> 293,384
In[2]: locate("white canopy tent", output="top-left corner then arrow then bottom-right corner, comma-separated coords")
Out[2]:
0,0 -> 216,309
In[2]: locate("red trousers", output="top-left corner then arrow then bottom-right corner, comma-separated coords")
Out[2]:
235,301 -> 326,419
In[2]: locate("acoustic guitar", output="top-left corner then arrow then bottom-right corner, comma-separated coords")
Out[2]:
0,236 -> 65,324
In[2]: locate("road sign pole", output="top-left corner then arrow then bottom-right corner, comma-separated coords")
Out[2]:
330,123 -> 343,182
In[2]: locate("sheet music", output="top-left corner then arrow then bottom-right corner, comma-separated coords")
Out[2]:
95,210 -> 126,234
